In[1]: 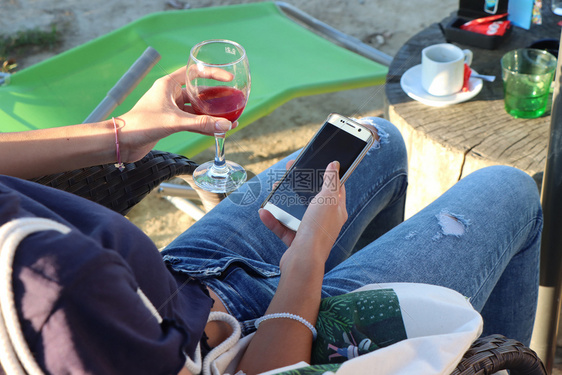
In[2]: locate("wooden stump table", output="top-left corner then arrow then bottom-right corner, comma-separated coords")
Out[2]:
385,10 -> 560,217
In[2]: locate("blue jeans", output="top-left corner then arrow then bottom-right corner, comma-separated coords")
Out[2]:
162,117 -> 542,346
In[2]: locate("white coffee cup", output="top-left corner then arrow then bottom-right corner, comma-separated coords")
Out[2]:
421,43 -> 473,97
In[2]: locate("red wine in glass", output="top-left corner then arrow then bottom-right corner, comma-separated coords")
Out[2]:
187,39 -> 251,193
191,86 -> 247,122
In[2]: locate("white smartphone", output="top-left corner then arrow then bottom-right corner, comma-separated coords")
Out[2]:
261,113 -> 375,231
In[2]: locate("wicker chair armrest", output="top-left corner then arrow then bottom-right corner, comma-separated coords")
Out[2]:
452,334 -> 546,375
29,150 -> 198,216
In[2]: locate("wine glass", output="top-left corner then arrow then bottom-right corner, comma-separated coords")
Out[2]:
187,39 -> 251,193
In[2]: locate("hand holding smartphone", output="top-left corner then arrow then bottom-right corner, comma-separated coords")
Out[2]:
261,113 -> 375,231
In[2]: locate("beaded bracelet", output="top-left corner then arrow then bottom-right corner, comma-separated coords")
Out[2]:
112,117 -> 125,171
254,313 -> 317,340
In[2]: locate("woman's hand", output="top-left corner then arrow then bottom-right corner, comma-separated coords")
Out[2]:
240,160 -> 347,375
258,160 -> 297,247
118,67 -> 237,162
0,67 -> 239,179
260,160 -> 348,267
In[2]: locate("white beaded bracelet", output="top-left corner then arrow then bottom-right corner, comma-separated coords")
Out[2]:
254,313 -> 317,340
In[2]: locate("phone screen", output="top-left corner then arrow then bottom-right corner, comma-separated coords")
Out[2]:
267,120 -> 371,221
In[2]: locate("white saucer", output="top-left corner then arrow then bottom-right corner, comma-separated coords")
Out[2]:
400,64 -> 483,107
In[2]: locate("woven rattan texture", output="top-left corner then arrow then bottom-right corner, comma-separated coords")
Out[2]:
452,334 -> 546,375
30,150 -> 198,215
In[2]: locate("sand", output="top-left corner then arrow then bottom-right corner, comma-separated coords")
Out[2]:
2,0 -> 459,248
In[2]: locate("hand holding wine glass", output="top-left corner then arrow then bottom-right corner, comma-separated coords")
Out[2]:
187,39 -> 251,193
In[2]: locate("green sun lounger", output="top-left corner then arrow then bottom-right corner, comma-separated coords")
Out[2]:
0,1 -> 389,157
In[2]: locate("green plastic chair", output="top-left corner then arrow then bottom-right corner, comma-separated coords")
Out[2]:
0,1 -> 389,157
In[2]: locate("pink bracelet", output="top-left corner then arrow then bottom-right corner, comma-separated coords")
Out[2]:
112,117 -> 125,171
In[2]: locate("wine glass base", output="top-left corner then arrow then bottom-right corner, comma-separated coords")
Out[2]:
193,160 -> 247,193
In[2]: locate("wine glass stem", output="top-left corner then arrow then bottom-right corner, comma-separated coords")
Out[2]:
213,132 -> 227,170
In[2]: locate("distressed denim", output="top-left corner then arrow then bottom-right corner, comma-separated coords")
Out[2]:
162,117 -> 542,345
